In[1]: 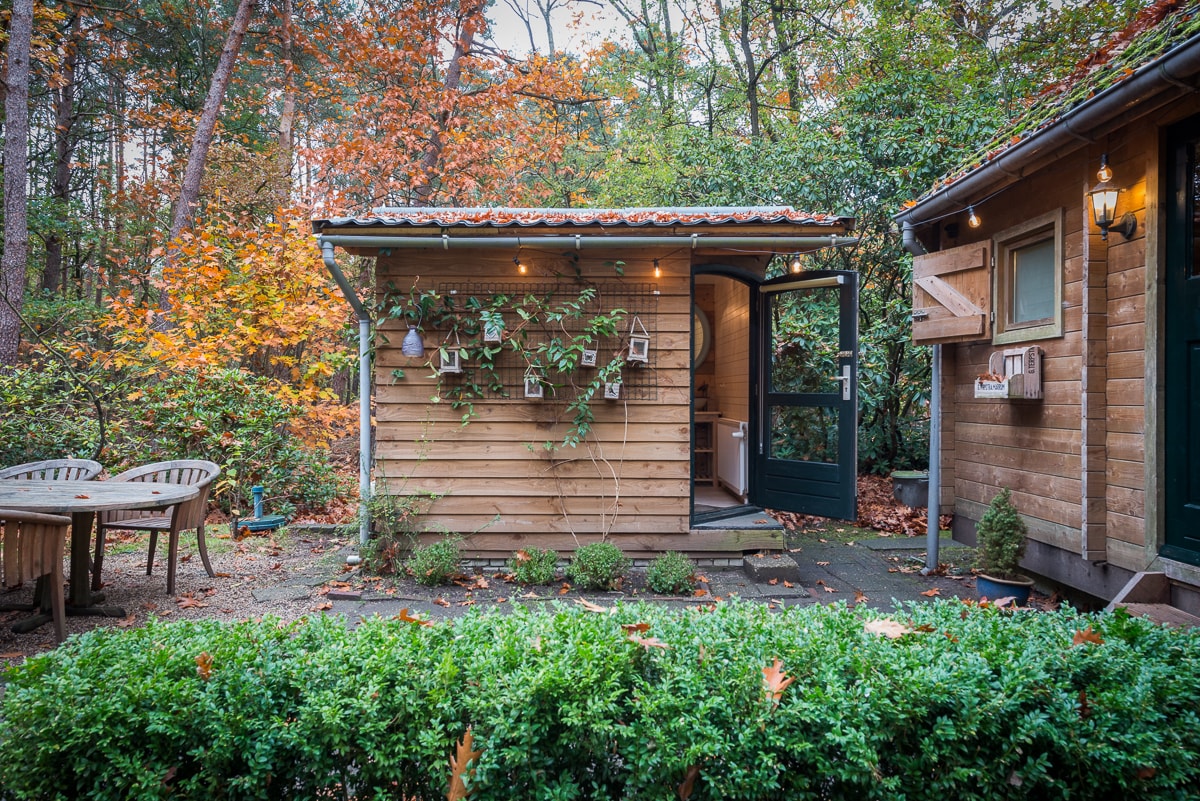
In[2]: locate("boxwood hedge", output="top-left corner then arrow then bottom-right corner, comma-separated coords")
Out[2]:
2,600 -> 1198,800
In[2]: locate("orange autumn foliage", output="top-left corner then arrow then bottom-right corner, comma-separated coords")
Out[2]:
101,206 -> 356,445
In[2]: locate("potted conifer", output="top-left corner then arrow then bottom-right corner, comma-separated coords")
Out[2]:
974,488 -> 1036,605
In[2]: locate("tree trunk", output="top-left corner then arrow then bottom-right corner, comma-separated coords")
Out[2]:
0,0 -> 34,366
413,3 -> 485,204
44,12 -> 82,295
169,0 -> 256,241
276,0 -> 297,203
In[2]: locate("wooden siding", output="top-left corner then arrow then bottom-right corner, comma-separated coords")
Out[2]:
374,248 -> 694,552
939,131 -> 1152,577
713,277 -> 750,422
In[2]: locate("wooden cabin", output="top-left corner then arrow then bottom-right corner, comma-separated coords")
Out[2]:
314,207 -> 857,560
895,1 -> 1200,613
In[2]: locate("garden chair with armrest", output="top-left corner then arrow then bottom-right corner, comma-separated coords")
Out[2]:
0,509 -> 69,642
0,458 -> 102,481
93,460 -> 220,595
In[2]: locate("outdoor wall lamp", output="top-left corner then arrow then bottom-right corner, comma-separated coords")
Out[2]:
1089,154 -> 1136,241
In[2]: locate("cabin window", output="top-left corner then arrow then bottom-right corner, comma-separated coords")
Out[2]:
993,209 -> 1063,344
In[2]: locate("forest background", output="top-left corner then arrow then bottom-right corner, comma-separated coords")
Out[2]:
0,0 -> 1150,518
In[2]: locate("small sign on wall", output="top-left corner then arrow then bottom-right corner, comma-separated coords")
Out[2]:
974,345 -> 1043,400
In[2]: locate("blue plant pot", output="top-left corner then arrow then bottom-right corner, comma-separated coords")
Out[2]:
976,573 -> 1035,605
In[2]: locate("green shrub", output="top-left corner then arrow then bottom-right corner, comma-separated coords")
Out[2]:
0,360 -> 99,465
976,487 -> 1028,579
508,547 -> 559,584
405,537 -> 461,586
5,603 -> 1200,800
566,541 -> 631,590
646,551 -> 695,594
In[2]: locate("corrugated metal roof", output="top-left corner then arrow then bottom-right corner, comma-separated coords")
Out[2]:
313,206 -> 851,232
909,0 -> 1200,209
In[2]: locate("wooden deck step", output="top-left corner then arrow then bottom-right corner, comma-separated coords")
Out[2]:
1113,603 -> 1200,628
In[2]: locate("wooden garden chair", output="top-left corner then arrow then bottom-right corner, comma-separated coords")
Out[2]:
93,460 -> 220,596
0,458 -> 103,481
0,509 -> 69,642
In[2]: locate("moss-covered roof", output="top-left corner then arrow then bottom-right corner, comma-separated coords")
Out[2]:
917,0 -> 1200,203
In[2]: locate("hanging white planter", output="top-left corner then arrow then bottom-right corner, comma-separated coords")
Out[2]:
439,331 -> 463,374
482,316 -> 503,343
626,316 -> 650,363
401,326 -> 425,357
603,381 -> 622,400
524,367 -> 545,399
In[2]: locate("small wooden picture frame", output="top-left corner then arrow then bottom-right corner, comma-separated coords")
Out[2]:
604,381 -> 622,400
581,348 -> 598,367
524,371 -> 544,399
626,315 -> 650,363
482,319 -> 503,343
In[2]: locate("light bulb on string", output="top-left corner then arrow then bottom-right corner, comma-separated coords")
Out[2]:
1097,154 -> 1113,183
653,259 -> 661,279
790,253 -> 803,273
967,207 -> 982,229
514,255 -> 526,275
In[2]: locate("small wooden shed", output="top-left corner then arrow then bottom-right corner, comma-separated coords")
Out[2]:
895,1 -> 1200,612
314,207 -> 857,559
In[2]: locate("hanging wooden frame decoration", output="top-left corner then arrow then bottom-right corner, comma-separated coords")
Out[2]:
439,330 -> 463,374
603,381 -> 622,400
524,367 -> 545,399
482,314 -> 503,343
627,316 -> 650,363
580,344 -> 598,367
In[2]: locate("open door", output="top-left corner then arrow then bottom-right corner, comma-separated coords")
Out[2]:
751,270 -> 858,520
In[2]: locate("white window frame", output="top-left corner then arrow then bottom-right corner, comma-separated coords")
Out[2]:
993,208 -> 1064,345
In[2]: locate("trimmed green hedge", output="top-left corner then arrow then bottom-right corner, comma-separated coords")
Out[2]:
2,601 -> 1199,800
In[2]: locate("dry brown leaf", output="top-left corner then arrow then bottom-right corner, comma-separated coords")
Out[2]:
576,598 -> 610,614
783,581 -> 794,588
678,764 -> 701,800
920,588 -> 941,597
311,602 -> 333,611
695,575 -> 709,584
397,608 -> 433,626
1073,626 -> 1105,647
628,634 -> 670,650
0,651 -> 25,659
854,590 -> 868,604
514,549 -> 531,563
762,658 -> 795,705
692,588 -> 708,597
768,578 -> 779,586
448,726 -> 482,801
195,652 -> 213,681
816,561 -> 830,567
621,623 -> 651,634
822,586 -> 837,593
176,594 -> 208,609
115,614 -> 139,628
558,582 -> 572,595
864,619 -> 911,639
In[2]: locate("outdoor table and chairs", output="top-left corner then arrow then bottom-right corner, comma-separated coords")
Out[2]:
0,478 -> 199,634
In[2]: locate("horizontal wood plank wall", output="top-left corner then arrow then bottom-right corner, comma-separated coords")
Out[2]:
946,157 -> 1085,546
375,247 -> 692,554
1104,133 -> 1148,570
1082,146 -> 1108,561
713,277 -> 750,421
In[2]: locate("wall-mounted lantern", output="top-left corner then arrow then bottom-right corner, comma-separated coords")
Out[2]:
1088,154 -> 1137,241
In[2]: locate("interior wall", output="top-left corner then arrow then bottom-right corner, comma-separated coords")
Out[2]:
712,277 -> 750,421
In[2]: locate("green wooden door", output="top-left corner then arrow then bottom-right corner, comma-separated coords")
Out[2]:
1164,117 -> 1200,564
751,270 -> 858,520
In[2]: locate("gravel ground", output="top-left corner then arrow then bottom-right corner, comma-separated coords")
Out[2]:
0,524 -> 356,661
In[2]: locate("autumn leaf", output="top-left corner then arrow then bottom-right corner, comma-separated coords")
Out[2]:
678,764 -> 701,800
920,588 -> 941,597
854,590 -> 868,604
1073,626 -> 1104,647
434,597 -> 451,607
397,608 -> 432,626
0,652 -> 24,659
822,586 -> 837,593
195,652 -> 213,681
762,658 -> 795,705
311,602 -> 333,611
448,726 -> 482,801
621,622 -> 651,634
1078,690 -> 1092,719
176,594 -> 209,609
992,595 -> 1017,608
816,561 -> 830,567
768,578 -> 779,586
514,549 -> 531,563
864,619 -> 911,639
576,598 -> 611,613
628,634 -> 670,650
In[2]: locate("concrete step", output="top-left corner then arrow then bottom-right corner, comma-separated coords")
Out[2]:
1112,603 -> 1200,628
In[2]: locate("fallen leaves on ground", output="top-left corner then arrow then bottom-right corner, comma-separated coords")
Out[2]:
396,608 -> 432,626
864,618 -> 912,639
176,593 -> 208,609
769,475 -> 953,536
920,588 -> 941,597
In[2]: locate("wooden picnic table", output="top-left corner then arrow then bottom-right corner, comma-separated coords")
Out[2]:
0,480 -> 198,630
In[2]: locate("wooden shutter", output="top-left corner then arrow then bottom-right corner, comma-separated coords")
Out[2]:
911,241 -> 992,344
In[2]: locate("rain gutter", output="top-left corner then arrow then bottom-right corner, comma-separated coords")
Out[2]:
316,234 -> 859,251
320,241 -> 372,549
901,226 -> 942,575
895,36 -> 1200,226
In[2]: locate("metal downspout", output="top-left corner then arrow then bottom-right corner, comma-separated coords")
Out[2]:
902,223 -> 942,575
320,241 -> 372,548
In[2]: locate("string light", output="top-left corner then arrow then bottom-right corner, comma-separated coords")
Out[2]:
790,253 -> 803,273
653,258 -> 661,279
967,206 -> 982,229
514,255 -> 526,275
1097,153 -> 1113,183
